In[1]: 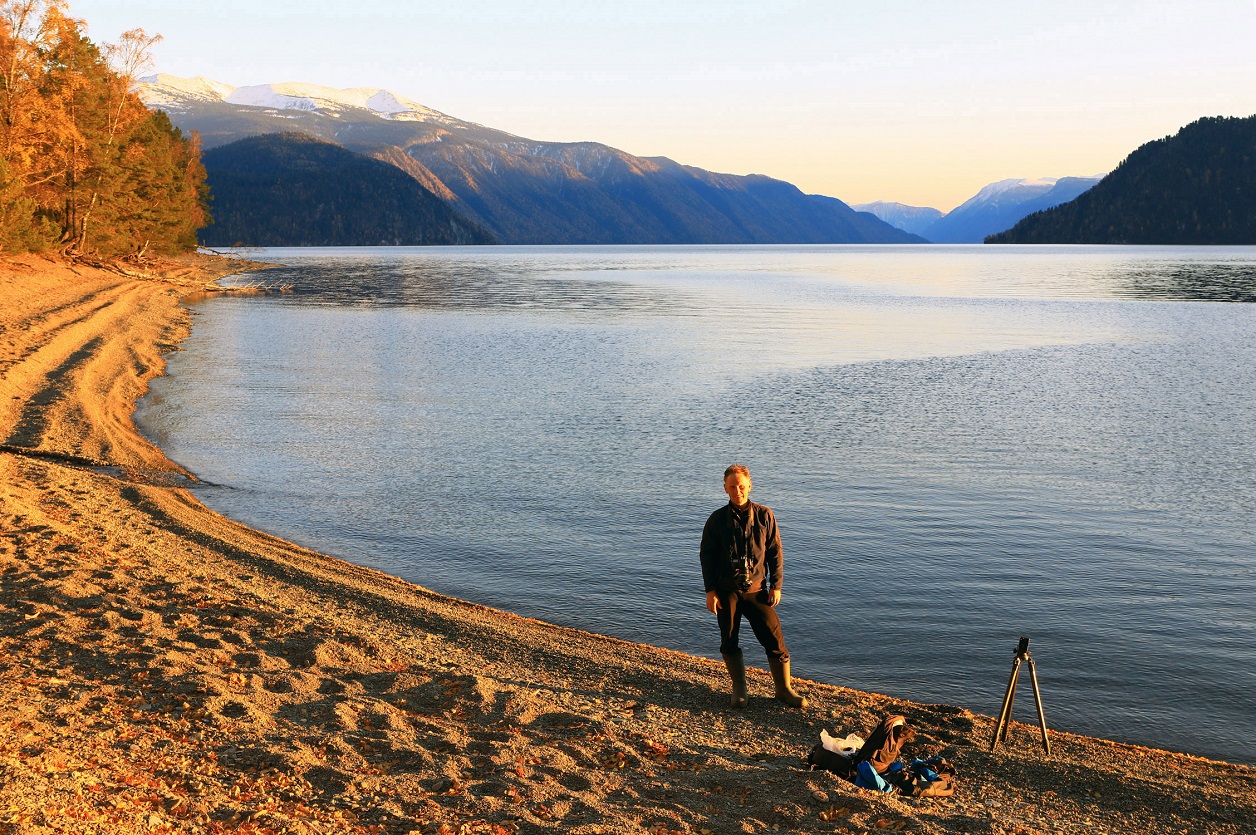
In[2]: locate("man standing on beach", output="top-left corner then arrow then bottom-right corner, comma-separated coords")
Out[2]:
701,464 -> 806,709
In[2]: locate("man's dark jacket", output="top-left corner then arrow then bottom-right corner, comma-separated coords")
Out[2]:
700,501 -> 783,594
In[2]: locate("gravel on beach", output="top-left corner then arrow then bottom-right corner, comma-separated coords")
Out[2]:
0,253 -> 1251,834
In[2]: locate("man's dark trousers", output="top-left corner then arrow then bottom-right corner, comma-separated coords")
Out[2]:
717,589 -> 789,663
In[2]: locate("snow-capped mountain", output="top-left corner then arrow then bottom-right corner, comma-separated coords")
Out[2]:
919,176 -> 1102,243
138,74 -> 463,125
851,201 -> 944,237
853,176 -> 1103,242
137,74 -> 235,107
136,74 -> 924,246
960,177 -> 1059,209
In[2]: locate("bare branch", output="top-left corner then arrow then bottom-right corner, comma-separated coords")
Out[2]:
104,27 -> 162,85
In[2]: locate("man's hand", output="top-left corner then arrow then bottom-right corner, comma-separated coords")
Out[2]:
769,589 -> 781,607
706,590 -> 721,614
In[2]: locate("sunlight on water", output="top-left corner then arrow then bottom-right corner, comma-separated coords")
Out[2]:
142,245 -> 1256,763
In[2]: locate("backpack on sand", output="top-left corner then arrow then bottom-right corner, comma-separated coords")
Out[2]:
806,740 -> 859,781
807,714 -> 958,797
856,715 -> 915,772
808,714 -> 912,782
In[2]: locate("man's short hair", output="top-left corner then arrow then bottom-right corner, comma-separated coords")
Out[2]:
724,464 -> 751,481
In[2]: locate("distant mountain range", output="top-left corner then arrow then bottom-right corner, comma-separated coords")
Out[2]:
138,75 -> 923,246
857,177 -> 1103,243
989,116 -> 1256,244
921,177 -> 1102,243
850,202 -> 943,237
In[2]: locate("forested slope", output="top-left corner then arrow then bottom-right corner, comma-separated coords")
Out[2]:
200,133 -> 492,246
989,116 -> 1256,244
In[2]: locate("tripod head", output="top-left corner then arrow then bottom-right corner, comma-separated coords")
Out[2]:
1014,635 -> 1031,659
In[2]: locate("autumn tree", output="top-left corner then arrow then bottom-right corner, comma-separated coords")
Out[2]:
0,0 -> 64,250
0,0 -> 208,257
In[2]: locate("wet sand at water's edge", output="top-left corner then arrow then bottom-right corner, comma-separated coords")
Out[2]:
0,253 -> 1250,834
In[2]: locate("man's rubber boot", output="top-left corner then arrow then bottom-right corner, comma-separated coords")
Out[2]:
768,658 -> 807,708
722,652 -> 748,709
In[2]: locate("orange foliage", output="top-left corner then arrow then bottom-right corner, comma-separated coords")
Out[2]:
0,0 -> 207,257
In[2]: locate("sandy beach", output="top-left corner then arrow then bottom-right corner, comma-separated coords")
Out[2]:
0,254 -> 1250,835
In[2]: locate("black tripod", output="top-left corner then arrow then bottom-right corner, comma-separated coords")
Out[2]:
989,636 -> 1051,754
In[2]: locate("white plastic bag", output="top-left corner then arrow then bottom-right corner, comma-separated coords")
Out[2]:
820,730 -> 864,757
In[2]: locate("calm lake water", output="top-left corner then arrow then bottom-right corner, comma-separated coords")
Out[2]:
138,245 -> 1256,764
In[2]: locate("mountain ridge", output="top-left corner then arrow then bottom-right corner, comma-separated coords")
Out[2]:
851,201 -> 944,237
141,74 -> 466,125
855,175 -> 1104,242
138,74 -> 924,246
918,176 -> 1101,243
200,133 -> 493,247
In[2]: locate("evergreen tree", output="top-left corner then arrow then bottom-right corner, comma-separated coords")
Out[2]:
0,153 -> 51,249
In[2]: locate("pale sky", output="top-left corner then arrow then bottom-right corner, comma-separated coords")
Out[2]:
72,0 -> 1256,211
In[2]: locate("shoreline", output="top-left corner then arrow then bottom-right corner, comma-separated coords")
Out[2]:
0,253 -> 1250,834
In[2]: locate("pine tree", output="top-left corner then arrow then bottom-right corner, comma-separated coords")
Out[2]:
0,152 -> 51,250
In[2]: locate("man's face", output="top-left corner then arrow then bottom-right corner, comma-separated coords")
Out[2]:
724,473 -> 752,506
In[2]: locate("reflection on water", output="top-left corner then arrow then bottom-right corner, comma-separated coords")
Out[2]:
227,257 -> 695,315
222,244 -> 1256,306
1110,261 -> 1256,302
148,244 -> 1256,764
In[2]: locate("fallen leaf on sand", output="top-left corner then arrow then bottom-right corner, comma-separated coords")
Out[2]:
819,805 -> 853,821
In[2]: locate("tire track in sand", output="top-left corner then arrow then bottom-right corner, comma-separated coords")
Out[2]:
0,274 -> 189,471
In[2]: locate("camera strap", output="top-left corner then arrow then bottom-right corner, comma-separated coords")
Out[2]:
729,503 -> 756,576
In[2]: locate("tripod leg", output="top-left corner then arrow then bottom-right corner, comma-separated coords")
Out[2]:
1026,657 -> 1051,755
1000,668 -> 1020,744
989,657 -> 1022,751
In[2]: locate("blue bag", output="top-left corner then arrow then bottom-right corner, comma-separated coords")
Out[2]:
854,760 -> 893,793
